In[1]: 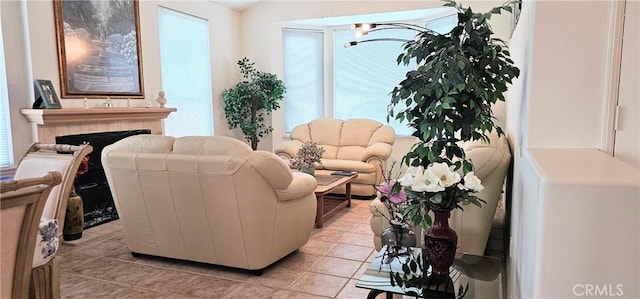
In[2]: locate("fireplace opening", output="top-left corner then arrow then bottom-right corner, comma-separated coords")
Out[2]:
56,129 -> 151,229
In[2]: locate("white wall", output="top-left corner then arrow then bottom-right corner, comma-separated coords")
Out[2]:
240,0 -> 512,152
506,1 -> 640,298
1,0 -> 241,166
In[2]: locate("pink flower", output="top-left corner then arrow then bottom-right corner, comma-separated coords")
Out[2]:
375,181 -> 407,204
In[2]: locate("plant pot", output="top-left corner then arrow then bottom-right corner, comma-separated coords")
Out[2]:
63,188 -> 84,241
299,165 -> 315,176
424,208 -> 457,276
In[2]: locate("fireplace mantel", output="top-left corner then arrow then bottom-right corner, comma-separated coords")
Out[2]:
20,108 -> 177,143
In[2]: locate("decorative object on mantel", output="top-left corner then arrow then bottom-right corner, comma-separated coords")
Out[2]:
291,140 -> 325,176
222,57 -> 286,150
103,97 -> 113,108
33,80 -> 62,109
53,0 -> 144,98
63,155 -> 89,240
350,0 -> 521,278
156,91 -> 167,108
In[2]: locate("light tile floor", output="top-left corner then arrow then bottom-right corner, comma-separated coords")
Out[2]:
60,198 -> 505,298
60,199 -> 397,298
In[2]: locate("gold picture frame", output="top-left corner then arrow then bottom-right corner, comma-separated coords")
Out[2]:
53,0 -> 144,99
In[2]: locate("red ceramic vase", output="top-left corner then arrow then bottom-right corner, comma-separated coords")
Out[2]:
423,208 -> 457,276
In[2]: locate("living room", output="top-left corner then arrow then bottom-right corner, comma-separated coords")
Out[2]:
1,0 -> 638,298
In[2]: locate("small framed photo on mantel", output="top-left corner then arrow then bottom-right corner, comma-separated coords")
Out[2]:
33,79 -> 62,109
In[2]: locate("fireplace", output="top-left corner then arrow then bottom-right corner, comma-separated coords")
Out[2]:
56,129 -> 151,229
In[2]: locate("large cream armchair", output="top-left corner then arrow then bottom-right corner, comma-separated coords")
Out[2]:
275,118 -> 395,197
370,129 -> 511,256
101,135 -> 317,273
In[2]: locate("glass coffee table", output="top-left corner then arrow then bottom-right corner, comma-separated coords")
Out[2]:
356,246 -> 503,298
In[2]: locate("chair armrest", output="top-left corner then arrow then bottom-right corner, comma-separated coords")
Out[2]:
274,140 -> 304,160
362,142 -> 393,162
275,172 -> 317,202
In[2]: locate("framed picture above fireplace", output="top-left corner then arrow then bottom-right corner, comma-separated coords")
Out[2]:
53,0 -> 144,99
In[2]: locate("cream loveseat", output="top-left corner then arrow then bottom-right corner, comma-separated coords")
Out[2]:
275,118 -> 395,197
370,129 -> 511,256
101,135 -> 317,272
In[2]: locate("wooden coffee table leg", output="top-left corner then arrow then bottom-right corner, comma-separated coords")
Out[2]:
345,182 -> 352,207
316,194 -> 324,228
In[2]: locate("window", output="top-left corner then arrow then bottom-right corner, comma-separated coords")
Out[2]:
0,21 -> 13,169
158,8 -> 213,137
282,29 -> 324,133
282,15 -> 457,137
333,27 -> 416,136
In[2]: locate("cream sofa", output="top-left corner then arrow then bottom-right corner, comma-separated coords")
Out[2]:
275,118 -> 395,197
370,129 -> 511,256
101,135 -> 317,272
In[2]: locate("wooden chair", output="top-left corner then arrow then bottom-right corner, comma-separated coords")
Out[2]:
1,172 -> 62,299
13,143 -> 93,299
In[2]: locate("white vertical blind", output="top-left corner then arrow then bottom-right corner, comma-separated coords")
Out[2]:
282,29 -> 324,133
158,8 -> 213,137
0,20 -> 14,168
333,27 -> 416,136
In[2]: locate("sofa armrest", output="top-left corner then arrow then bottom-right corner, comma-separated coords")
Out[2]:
275,172 -> 317,202
274,140 -> 304,160
362,142 -> 393,162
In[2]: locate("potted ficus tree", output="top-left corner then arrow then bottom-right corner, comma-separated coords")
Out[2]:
382,0 -> 520,278
222,57 -> 286,150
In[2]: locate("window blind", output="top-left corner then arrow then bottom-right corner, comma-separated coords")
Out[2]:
158,7 -> 213,137
333,27 -> 415,136
0,23 -> 14,168
282,29 -> 324,133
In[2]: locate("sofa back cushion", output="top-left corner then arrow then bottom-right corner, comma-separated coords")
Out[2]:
290,118 -> 395,160
173,136 -> 252,157
105,135 -> 175,153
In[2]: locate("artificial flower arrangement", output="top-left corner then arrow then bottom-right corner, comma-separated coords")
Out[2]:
373,162 -> 408,225
375,161 -> 485,229
398,162 -> 484,228
291,140 -> 325,172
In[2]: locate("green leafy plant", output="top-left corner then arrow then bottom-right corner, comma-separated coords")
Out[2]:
389,0 -> 520,172
386,0 -> 520,228
223,57 -> 286,150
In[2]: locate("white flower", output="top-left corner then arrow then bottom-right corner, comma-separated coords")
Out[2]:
411,169 -> 444,192
399,166 -> 422,187
458,172 -> 484,192
427,162 -> 461,188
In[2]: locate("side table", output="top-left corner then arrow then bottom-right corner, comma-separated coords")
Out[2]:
356,246 -> 503,298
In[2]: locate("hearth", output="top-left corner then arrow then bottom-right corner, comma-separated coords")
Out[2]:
56,129 -> 150,229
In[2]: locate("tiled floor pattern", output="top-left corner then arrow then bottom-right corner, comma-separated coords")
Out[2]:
60,198 -> 505,298
60,199 -> 399,298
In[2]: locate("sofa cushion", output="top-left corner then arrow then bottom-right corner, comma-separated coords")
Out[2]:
173,136 -> 252,157
321,159 -> 377,173
105,135 -> 175,153
336,146 -> 365,161
309,119 -> 342,150
339,119 -> 383,147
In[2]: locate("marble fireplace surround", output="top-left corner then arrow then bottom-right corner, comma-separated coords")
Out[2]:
20,107 -> 176,143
